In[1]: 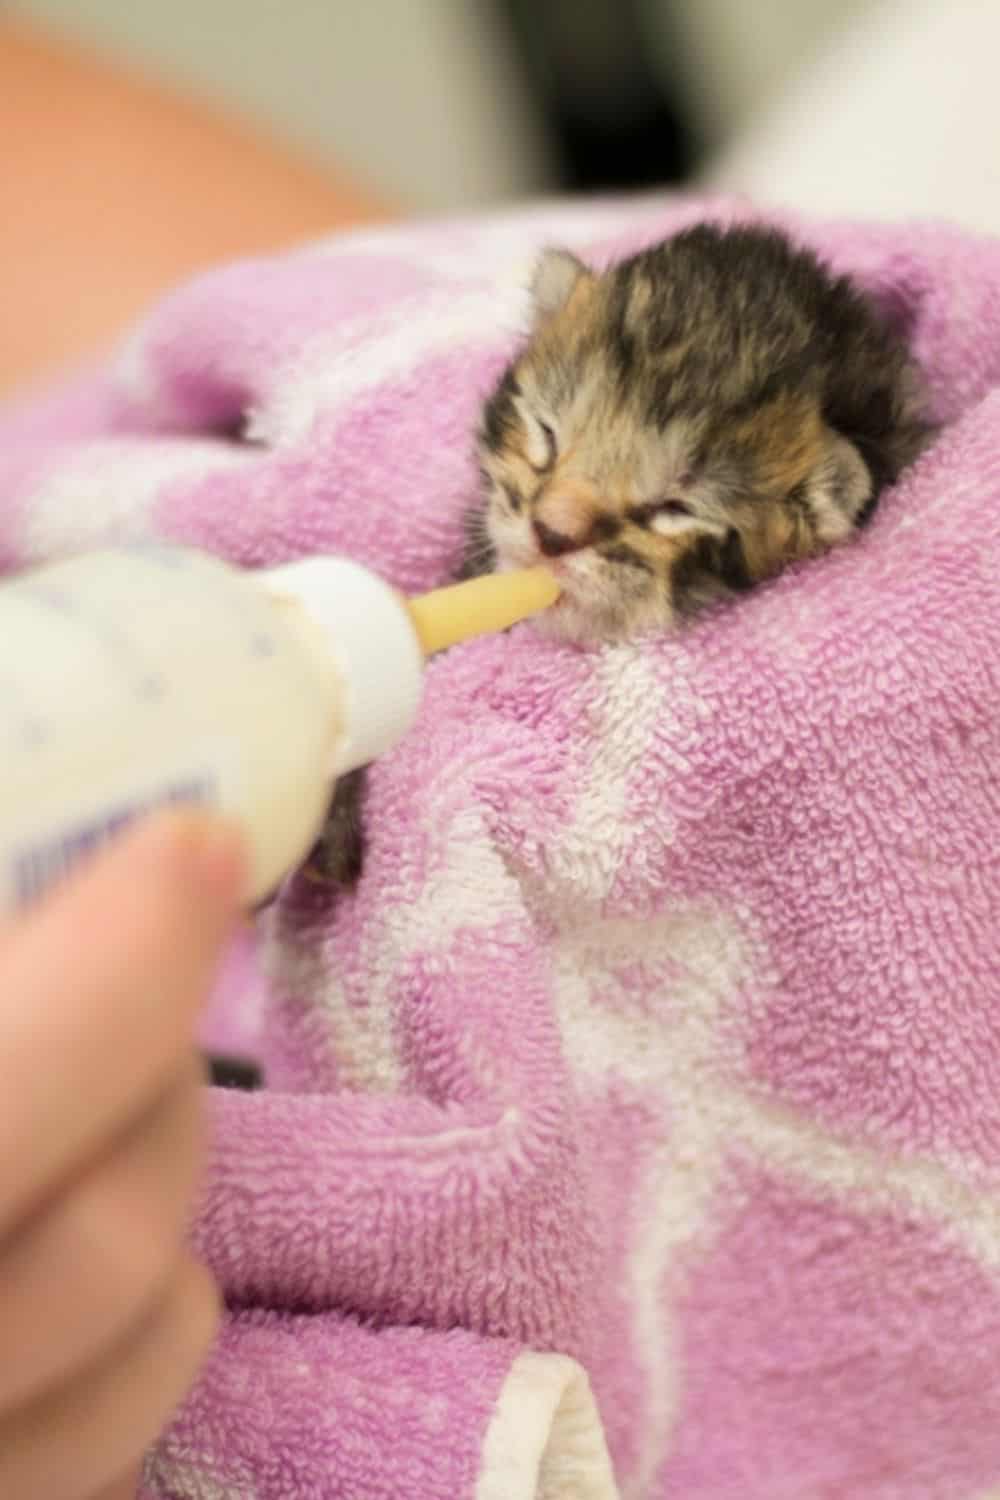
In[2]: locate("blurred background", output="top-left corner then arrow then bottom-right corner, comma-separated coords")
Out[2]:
3,0 -> 997,394
4,0 -> 874,209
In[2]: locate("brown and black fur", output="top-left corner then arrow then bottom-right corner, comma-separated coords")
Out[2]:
469,222 -> 935,639
312,222 -> 936,884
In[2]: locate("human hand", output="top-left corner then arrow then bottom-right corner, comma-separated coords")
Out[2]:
0,811 -> 245,1500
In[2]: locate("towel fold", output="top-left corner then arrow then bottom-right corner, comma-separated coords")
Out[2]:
141,1310 -> 615,1500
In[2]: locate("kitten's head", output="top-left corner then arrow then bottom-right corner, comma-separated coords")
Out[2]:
476,225 -> 932,642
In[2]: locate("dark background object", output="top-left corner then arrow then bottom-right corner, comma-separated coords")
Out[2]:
207,1053 -> 264,1090
497,0 -> 703,193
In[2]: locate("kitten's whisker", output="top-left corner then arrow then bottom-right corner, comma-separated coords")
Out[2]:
462,544 -> 495,567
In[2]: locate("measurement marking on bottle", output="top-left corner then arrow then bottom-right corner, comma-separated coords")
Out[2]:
10,774 -> 217,909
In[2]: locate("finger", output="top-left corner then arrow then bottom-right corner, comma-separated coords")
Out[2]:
0,811 -> 244,1234
0,1254 -> 219,1500
0,1054 -> 204,1411
89,1462 -> 142,1500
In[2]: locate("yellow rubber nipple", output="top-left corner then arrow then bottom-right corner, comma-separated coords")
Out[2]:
406,567 -> 561,656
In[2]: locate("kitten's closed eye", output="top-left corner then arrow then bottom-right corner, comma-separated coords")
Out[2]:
629,498 -> 693,527
523,411 -> 558,472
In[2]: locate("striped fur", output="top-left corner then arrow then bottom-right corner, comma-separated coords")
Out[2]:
469,223 -> 935,641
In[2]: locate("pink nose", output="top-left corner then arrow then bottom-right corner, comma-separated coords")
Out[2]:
533,518 -> 582,557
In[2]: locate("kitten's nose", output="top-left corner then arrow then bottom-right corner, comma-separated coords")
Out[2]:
533,518 -> 582,557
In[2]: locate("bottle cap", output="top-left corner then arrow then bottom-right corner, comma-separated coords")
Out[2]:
258,556 -> 423,776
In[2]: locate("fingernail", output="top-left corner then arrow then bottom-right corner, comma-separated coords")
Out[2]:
141,809 -> 247,907
190,818 -> 248,908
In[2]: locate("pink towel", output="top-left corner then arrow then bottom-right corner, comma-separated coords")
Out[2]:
2,193 -> 1000,1500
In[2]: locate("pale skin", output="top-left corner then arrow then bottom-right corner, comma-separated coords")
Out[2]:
0,812 -> 246,1500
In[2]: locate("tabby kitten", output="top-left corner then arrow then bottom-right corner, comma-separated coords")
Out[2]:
467,222 -> 934,639
310,222 -> 935,884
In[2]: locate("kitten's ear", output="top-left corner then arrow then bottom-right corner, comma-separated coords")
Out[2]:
531,248 -> 590,322
800,432 -> 874,545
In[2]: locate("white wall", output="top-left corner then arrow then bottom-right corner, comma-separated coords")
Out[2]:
643,0 -> 868,149
705,0 -> 1000,236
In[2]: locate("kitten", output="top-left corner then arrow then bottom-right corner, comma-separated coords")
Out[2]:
466,222 -> 934,639
310,222 -> 936,885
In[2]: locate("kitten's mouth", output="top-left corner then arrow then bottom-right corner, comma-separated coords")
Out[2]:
495,538 -> 586,612
517,550 -> 580,607
498,542 -> 579,578
546,557 -> 580,601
